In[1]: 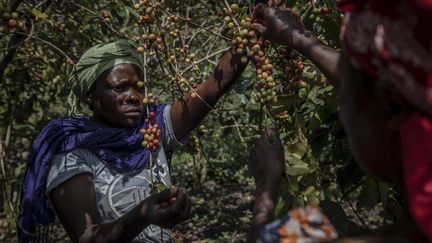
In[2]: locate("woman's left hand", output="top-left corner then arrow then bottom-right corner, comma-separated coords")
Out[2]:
141,187 -> 192,229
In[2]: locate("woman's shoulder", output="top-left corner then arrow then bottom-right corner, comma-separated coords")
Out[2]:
39,116 -> 91,132
51,148 -> 99,169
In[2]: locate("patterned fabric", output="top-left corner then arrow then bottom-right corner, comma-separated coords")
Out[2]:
338,0 -> 432,240
17,104 -> 166,242
260,206 -> 338,243
44,104 -> 185,242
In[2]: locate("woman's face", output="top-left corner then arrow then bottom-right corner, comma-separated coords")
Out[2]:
89,64 -> 145,128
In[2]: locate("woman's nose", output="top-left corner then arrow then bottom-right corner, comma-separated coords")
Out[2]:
126,88 -> 140,104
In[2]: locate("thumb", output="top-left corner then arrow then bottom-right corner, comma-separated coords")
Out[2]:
251,23 -> 267,35
252,3 -> 267,19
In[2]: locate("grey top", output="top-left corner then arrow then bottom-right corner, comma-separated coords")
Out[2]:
46,104 -> 186,242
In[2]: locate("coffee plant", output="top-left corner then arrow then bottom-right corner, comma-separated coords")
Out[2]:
0,0 -> 406,241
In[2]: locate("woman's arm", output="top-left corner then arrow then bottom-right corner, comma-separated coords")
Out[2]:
170,48 -> 248,140
251,4 -> 341,90
50,174 -> 191,243
246,127 -> 285,243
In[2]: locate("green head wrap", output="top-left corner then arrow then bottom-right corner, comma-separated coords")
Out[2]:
67,39 -> 143,116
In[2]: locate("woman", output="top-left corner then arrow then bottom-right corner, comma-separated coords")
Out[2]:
17,39 -> 247,242
249,1 -> 432,242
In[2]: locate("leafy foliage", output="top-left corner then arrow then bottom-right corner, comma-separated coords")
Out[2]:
0,0 -> 406,241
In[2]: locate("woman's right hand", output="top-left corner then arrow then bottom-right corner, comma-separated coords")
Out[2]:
251,3 -> 307,48
248,126 -> 285,185
141,187 -> 191,229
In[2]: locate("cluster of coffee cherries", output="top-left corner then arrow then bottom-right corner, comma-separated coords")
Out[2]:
167,48 -> 201,97
100,10 -> 111,22
253,57 -> 278,105
0,8 -> 23,33
226,8 -> 278,105
309,6 -> 329,23
164,14 -> 182,37
137,33 -> 163,53
188,135 -> 200,154
166,15 -> 178,23
142,92 -> 156,106
189,125 -> 208,154
134,0 -> 163,24
138,80 -> 157,105
274,47 -> 308,90
277,110 -> 290,122
140,111 -> 161,152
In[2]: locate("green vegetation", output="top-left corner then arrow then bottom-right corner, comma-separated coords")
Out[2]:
0,0 -> 406,241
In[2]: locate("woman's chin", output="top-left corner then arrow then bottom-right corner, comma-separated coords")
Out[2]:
123,115 -> 142,127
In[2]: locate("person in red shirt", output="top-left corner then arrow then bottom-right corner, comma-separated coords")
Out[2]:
248,1 -> 432,242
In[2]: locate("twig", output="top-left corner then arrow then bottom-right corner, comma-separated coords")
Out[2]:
13,32 -> 74,62
231,116 -> 246,148
197,136 -> 214,169
70,2 -> 132,39
0,137 -> 17,219
346,198 -> 370,230
182,47 -> 230,73
161,9 -> 230,41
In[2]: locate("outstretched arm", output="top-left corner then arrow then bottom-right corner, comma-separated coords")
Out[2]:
251,4 -> 341,90
170,48 -> 248,140
247,126 -> 285,243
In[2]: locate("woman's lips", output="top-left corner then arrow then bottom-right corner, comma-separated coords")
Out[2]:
124,108 -> 142,117
124,111 -> 142,117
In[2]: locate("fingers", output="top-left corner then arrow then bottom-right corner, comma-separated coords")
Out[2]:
252,3 -> 270,35
252,3 -> 267,19
154,187 -> 179,203
251,23 -> 267,35
158,188 -> 187,216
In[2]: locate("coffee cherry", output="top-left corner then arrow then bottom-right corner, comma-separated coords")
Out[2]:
240,56 -> 248,64
159,201 -> 170,209
230,4 -> 239,12
149,111 -> 155,119
137,46 -> 145,53
7,19 -> 17,28
169,196 -> 177,204
320,7 -> 329,15
137,81 -> 145,87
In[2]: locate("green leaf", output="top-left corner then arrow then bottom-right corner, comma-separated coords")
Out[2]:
285,156 -> 309,176
308,112 -> 322,132
303,186 -> 319,204
286,141 -> 307,160
358,178 -> 380,210
234,67 -> 253,94
31,9 -> 48,19
124,6 -> 139,17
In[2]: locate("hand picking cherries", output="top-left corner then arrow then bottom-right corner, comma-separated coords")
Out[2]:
225,4 -> 278,106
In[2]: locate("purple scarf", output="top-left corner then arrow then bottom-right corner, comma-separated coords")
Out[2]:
17,104 -> 167,242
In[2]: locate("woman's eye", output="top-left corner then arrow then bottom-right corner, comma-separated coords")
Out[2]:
113,84 -> 126,91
